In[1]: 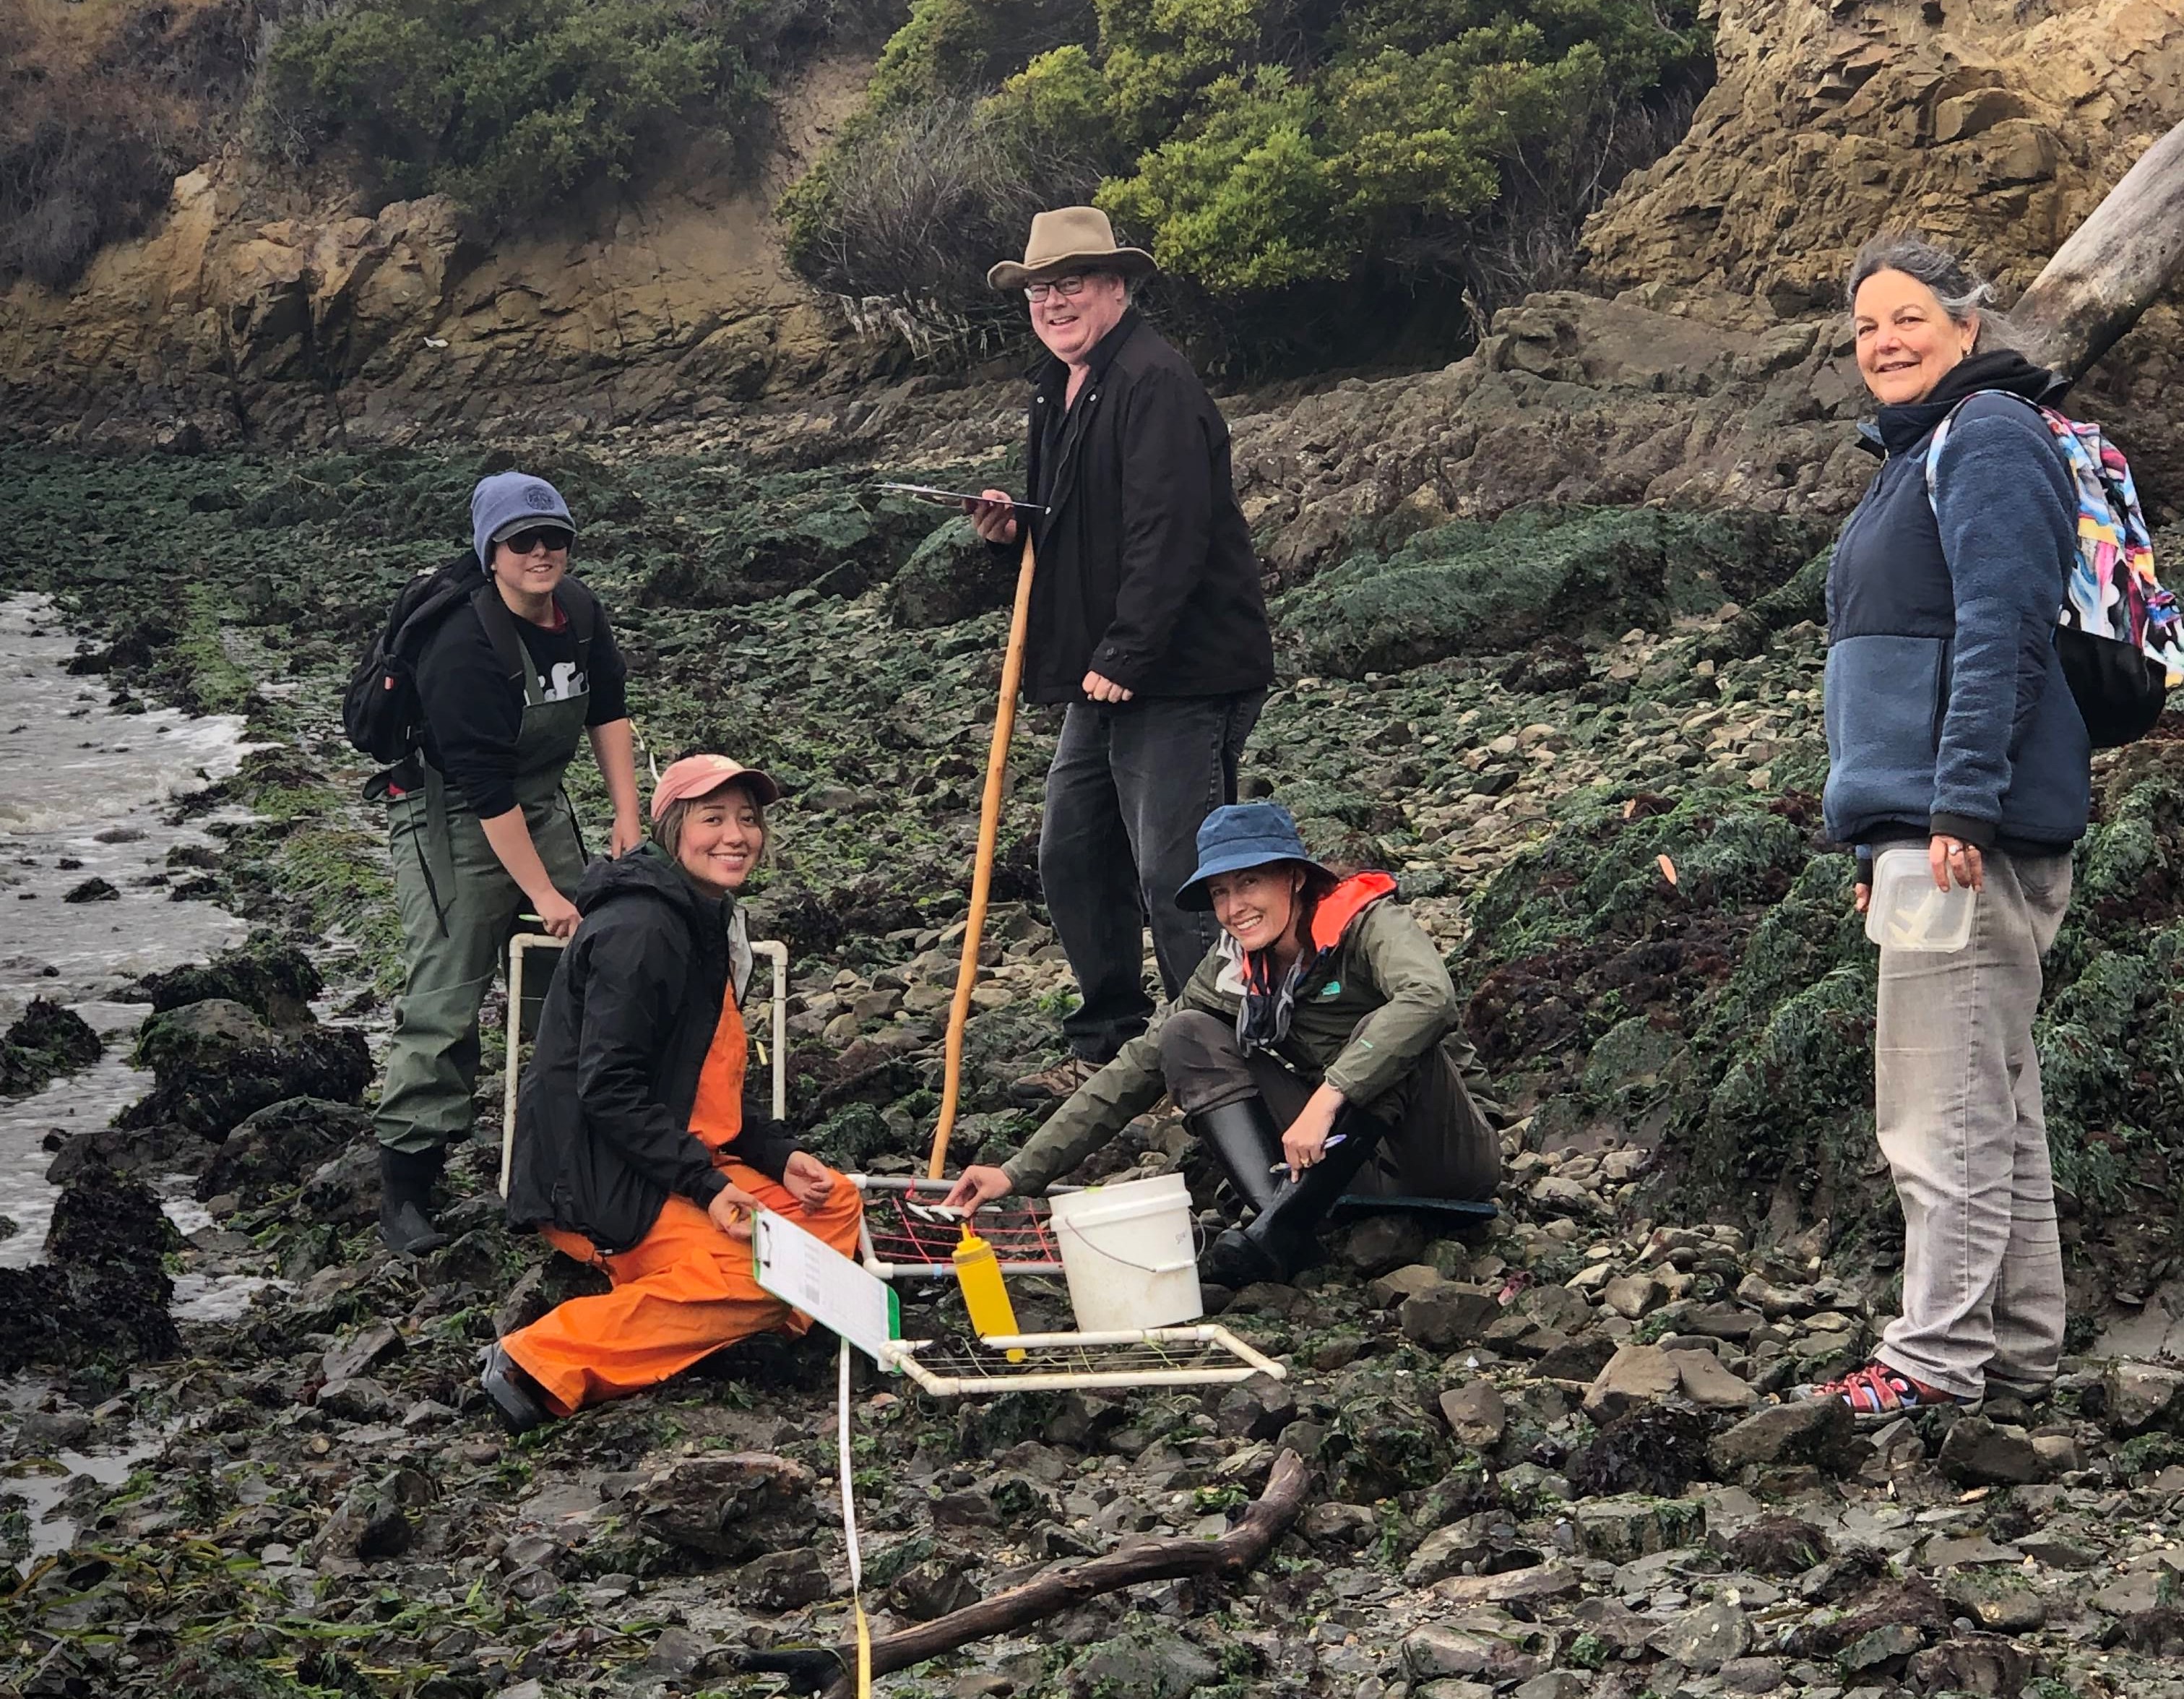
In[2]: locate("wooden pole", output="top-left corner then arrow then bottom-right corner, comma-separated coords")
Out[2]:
2013,118 -> 2184,381
927,530 -> 1038,1180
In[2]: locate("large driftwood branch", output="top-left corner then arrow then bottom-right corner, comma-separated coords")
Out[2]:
735,1448 -> 1312,1697
2014,118 -> 2184,380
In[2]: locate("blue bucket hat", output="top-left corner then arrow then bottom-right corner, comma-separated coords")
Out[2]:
1175,802 -> 1337,911
470,471 -> 576,566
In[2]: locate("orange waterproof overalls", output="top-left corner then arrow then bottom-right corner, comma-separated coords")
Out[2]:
500,987 -> 863,1416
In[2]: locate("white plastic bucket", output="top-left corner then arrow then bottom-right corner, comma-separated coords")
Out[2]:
1048,1173 -> 1204,1331
1865,843 -> 1976,952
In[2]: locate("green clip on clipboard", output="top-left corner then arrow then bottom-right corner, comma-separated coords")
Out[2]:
754,1210 -> 902,1367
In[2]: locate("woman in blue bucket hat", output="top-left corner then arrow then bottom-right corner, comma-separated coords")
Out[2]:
945,801 -> 1502,1285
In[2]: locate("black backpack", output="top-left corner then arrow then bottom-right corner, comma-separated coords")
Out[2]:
342,557 -> 596,770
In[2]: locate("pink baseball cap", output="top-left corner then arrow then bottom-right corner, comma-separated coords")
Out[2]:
649,754 -> 782,822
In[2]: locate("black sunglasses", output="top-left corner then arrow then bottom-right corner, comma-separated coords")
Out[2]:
501,526 -> 573,556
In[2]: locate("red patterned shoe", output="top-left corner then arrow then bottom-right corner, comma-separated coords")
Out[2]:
1794,1360 -> 1964,1419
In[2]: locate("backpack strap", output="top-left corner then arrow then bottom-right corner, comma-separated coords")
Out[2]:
557,576 -> 599,686
1920,388 -> 2048,515
468,582 -> 538,705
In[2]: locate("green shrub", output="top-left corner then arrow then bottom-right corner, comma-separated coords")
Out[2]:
258,0 -> 863,220
783,0 -> 1711,354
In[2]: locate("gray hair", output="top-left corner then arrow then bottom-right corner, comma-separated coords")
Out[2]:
1846,233 -> 2013,350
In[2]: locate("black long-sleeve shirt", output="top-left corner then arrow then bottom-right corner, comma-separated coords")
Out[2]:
414,576 -> 628,817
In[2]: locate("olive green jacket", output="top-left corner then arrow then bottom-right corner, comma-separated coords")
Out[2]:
1004,895 -> 1488,1194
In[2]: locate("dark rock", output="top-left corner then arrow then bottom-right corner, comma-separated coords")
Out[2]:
1647,1599 -> 1751,1672
1438,1380 -> 1507,1450
195,1096 -> 369,1205
886,1556 -> 982,1620
636,1453 -> 816,1560
1571,1494 -> 1706,1562
887,520 -> 1016,629
322,1322 -> 403,1385
1903,1633 -> 2038,1697
0,997 -> 102,1096
732,1546 -> 829,1609
1212,1375 -> 1297,1440
1783,1574 -> 1950,1659
1401,1283 -> 1503,1349
1045,1389 -> 1128,1450
1726,1515 -> 1832,1576
1065,1627 -> 1220,1699
61,877 -> 119,903
314,1481 -> 413,1561
1937,1416 -> 2043,1487
2101,1360 -> 2184,1436
1566,1406 -> 1713,1498
1582,1343 -> 1681,1422
0,1156 -> 178,1373
1339,1213 -> 1430,1276
1709,1398 -> 1862,1475
15,1408 -> 93,1453
1532,1333 -> 1619,1382
302,1142 -> 381,1225
126,998 -> 370,1140
129,932 -> 323,1026
316,1377 -> 397,1423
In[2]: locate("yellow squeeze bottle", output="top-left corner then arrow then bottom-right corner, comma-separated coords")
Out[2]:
952,1227 -> 1026,1362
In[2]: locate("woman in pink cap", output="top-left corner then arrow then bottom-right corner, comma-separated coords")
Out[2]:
483,754 -> 863,1430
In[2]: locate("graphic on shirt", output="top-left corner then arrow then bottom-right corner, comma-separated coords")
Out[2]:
540,661 -> 587,702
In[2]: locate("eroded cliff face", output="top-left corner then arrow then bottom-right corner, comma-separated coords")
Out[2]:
0,56 -> 876,452
1583,0 -> 2184,308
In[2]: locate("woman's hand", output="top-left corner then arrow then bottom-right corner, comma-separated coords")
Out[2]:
782,1151 -> 835,1210
942,1165 -> 1014,1212
708,1182 -> 764,1240
1928,835 -> 1985,893
1280,1086 -> 1347,1182
535,890 -> 581,939
965,490 -> 1019,546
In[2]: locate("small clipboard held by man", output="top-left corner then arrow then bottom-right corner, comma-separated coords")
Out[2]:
874,482 -> 1048,514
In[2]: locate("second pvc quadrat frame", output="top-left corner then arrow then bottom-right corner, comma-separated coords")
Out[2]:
493,932 -> 1286,1397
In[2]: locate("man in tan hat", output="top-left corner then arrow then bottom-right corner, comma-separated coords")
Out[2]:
968,207 -> 1274,1101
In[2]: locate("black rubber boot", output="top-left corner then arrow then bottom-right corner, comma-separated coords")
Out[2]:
480,1342 -> 551,1434
1203,1107 -> 1394,1286
378,1143 -> 450,1256
1189,1096 -> 1287,1215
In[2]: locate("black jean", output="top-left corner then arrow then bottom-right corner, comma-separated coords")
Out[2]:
1040,692 -> 1264,1062
1157,1009 -> 1503,1203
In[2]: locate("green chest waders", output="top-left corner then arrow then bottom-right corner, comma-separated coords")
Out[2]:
374,664 -> 594,1156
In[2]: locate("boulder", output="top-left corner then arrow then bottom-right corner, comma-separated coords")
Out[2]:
126,998 -> 371,1140
1571,1495 -> 1707,1563
195,1097 -> 371,1205
1066,1628 -> 1220,1699
2102,1360 -> 2184,1437
0,997 -> 101,1096
1709,1398 -> 1862,1475
1402,1283 -> 1503,1350
634,1453 -> 816,1560
1648,1599 -> 1751,1672
1583,1344 -> 1681,1423
1937,1416 -> 2044,1487
1438,1381 -> 1508,1450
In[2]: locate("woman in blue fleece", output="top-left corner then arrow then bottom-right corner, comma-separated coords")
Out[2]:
1805,234 -> 2090,1416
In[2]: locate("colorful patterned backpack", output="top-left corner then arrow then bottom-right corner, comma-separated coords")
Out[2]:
1926,391 -> 2183,748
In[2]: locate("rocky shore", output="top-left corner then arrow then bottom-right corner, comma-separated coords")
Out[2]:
6,434 -> 2184,1699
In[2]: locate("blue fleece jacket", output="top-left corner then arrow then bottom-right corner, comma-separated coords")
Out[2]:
1822,358 -> 2090,855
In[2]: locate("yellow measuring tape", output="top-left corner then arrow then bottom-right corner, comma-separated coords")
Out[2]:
838,1339 -> 873,1699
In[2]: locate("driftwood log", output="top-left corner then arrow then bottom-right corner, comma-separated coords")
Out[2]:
2014,117 -> 2184,381
736,1448 -> 1311,1697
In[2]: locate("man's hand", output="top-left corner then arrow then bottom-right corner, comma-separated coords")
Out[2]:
1082,671 -> 1134,703
708,1182 -> 764,1240
942,1165 -> 1014,1212
1928,835 -> 1985,893
1854,882 -> 1871,916
534,890 -> 581,939
609,810 -> 644,857
782,1151 -> 835,1211
966,489 -> 1019,546
1280,1085 -> 1347,1181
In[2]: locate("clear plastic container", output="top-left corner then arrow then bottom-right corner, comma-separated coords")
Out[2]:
1865,843 -> 1976,952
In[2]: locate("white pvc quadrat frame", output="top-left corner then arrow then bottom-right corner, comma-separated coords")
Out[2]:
878,1325 -> 1286,1397
499,933 -> 791,1196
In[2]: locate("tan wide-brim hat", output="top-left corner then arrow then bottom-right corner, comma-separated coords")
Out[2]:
987,206 -> 1157,292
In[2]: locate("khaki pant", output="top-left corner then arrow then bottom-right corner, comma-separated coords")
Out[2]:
1874,847 -> 2071,1399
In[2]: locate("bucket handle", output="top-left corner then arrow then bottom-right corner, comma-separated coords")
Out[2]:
1053,1206 -> 1206,1278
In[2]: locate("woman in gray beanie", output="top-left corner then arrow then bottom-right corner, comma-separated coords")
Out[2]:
370,470 -> 643,1255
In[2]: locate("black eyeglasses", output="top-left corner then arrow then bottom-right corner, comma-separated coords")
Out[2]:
1025,275 -> 1093,304
501,527 -> 573,556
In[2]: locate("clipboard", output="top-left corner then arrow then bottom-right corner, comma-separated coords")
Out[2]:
873,482 -> 1047,514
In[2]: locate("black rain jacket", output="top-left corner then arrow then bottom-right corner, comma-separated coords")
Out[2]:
505,844 -> 797,1255
1006,309 -> 1274,704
